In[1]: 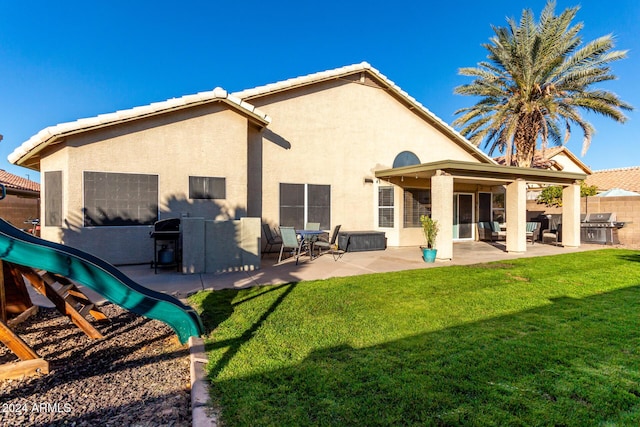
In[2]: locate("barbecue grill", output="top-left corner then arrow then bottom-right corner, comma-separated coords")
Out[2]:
580,212 -> 624,245
150,218 -> 181,273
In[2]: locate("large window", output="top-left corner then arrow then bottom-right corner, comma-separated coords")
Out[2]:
403,188 -> 431,227
189,176 -> 225,199
279,183 -> 330,230
492,192 -> 506,223
479,191 -> 506,223
378,187 -> 394,228
44,171 -> 62,227
83,172 -> 158,227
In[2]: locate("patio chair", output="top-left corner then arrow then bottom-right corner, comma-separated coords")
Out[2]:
542,223 -> 562,245
305,222 -> 320,230
477,221 -> 505,242
262,223 -> 282,257
492,222 -> 506,240
477,222 -> 493,241
526,221 -> 541,244
314,225 -> 345,261
277,226 -> 302,265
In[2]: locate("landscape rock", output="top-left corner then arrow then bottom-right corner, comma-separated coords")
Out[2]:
0,303 -> 191,426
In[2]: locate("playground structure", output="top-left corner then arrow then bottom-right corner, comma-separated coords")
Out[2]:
0,185 -> 204,380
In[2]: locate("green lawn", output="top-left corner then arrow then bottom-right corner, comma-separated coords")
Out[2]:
190,249 -> 640,426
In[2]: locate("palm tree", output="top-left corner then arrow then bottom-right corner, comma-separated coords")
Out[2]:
452,1 -> 633,167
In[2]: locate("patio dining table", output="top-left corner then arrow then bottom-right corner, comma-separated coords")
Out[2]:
296,229 -> 325,260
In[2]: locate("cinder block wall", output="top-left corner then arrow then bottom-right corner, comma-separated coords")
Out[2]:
0,195 -> 40,231
182,217 -> 261,274
526,196 -> 640,246
582,197 -> 640,246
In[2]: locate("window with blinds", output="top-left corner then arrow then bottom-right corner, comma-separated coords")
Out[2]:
378,186 -> 394,228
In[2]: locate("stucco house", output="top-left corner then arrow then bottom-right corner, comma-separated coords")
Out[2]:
8,63 -> 586,268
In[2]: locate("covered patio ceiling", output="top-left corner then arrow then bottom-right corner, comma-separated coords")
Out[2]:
375,159 -> 587,186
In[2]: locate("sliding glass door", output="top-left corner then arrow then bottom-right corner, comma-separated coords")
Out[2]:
453,193 -> 474,240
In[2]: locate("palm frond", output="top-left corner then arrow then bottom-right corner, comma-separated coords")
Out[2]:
453,1 -> 633,166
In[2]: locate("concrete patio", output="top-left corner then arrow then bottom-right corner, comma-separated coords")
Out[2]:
28,241 -> 611,308
121,241 -> 607,298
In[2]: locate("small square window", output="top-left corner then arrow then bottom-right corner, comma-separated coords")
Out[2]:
189,176 -> 226,199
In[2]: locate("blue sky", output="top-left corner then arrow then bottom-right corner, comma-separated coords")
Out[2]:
1,0 -> 638,181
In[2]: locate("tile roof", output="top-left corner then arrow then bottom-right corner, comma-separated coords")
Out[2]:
493,146 -> 591,173
233,62 -> 496,165
10,62 -> 497,169
9,88 -> 271,168
584,166 -> 640,192
0,169 -> 40,192
494,151 -> 561,169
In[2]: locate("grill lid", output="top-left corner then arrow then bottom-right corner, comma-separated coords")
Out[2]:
150,218 -> 181,238
584,213 -> 616,223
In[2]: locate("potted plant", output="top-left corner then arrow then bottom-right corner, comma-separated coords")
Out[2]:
420,214 -> 439,263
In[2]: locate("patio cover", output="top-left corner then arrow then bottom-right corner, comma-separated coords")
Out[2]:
375,160 -> 587,259
374,160 -> 587,186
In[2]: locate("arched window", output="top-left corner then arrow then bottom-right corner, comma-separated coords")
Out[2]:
392,151 -> 421,168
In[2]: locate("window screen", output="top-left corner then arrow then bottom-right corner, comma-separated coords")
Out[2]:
478,192 -> 492,222
44,171 -> 62,227
307,184 -> 331,230
83,172 -> 158,226
189,176 -> 226,199
280,183 -> 305,230
279,183 -> 331,230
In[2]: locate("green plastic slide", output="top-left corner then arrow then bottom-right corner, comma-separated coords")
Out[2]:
0,218 -> 203,343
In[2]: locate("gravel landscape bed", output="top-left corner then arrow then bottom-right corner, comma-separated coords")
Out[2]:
0,303 -> 192,426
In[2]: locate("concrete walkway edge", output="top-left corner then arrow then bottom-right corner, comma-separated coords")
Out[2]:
189,336 -> 217,427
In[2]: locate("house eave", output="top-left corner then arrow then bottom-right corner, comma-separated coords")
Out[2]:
9,88 -> 271,171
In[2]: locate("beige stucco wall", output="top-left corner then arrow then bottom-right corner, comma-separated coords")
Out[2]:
249,79 -> 482,246
40,103 -> 251,264
552,152 -> 587,174
36,75 -> 492,263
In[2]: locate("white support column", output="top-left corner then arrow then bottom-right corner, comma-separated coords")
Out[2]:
562,182 -> 581,247
506,179 -> 527,253
431,171 -> 453,260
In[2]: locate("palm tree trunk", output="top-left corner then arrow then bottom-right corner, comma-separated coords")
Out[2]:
514,113 -> 540,168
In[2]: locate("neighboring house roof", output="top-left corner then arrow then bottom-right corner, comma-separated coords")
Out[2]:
0,169 -> 40,193
493,146 -> 592,174
9,88 -> 271,170
233,62 -> 496,165
585,166 -> 640,192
